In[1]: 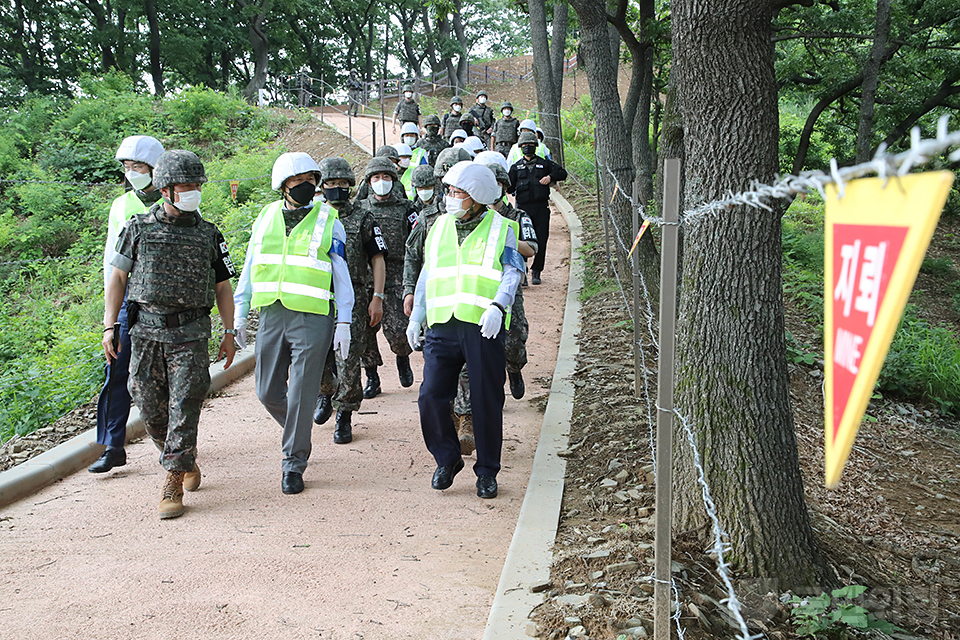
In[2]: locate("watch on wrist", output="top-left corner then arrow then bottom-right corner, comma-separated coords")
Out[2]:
373,292 -> 385,300
224,328 -> 237,335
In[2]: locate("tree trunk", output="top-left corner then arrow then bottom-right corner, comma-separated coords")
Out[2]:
855,0 -> 891,163
672,0 -> 830,587
528,0 -> 567,159
238,0 -> 272,104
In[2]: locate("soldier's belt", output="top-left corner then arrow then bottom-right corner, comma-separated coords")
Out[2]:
136,307 -> 209,328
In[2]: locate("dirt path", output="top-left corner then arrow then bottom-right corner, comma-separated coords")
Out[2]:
0,215 -> 570,640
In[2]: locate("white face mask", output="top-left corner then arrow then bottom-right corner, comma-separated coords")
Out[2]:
417,188 -> 434,203
126,170 -> 152,190
502,109 -> 512,117
404,92 -> 413,99
174,190 -> 202,212
403,135 -> 418,146
371,178 -> 393,196
398,158 -> 411,168
444,194 -> 470,219
478,97 -> 487,104
452,104 -> 462,112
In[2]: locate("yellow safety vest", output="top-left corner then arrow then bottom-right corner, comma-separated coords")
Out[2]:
424,211 -> 517,329
250,200 -> 335,315
104,190 -> 147,286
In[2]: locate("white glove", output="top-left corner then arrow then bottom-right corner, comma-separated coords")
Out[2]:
234,317 -> 247,349
406,320 -> 424,352
333,323 -> 351,360
479,305 -> 504,339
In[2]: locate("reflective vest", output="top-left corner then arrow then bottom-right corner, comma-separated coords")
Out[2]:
411,147 -> 429,167
250,200 -> 335,315
424,211 -> 518,329
400,167 -> 413,198
104,190 -> 147,288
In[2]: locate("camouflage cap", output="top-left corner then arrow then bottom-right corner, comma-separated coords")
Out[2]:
476,89 -> 488,98
402,84 -> 413,93
450,95 -> 463,105
375,145 -> 399,161
424,114 -> 441,127
364,156 -> 399,182
434,147 -> 472,178
411,164 -> 438,188
152,150 -> 207,189
459,113 -> 474,125
518,130 -> 539,146
319,157 -> 356,186
486,163 -> 511,187
501,101 -> 514,111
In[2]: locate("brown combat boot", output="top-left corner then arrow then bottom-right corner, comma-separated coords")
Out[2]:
159,470 -> 185,520
183,460 -> 201,492
457,414 -> 475,456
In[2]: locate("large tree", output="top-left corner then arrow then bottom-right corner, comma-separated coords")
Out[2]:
671,0 -> 830,585
528,0 -> 569,161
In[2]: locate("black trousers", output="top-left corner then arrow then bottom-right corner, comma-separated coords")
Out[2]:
522,200 -> 551,274
418,318 -> 506,477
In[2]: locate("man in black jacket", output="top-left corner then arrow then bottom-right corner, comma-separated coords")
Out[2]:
508,131 -> 567,285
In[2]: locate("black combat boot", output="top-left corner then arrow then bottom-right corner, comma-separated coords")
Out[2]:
531,270 -> 542,285
362,367 -> 381,399
509,370 -> 525,399
397,355 -> 414,387
334,410 -> 353,444
313,394 -> 332,424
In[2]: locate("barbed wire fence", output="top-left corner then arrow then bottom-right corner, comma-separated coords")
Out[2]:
549,112 -> 960,639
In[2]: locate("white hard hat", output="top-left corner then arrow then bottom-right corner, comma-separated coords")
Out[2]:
449,128 -> 468,143
115,135 -> 165,167
271,152 -> 320,190
474,150 -> 508,172
519,119 -> 537,132
454,142 -> 474,158
464,136 -> 485,156
443,161 -> 499,205
400,122 -> 419,136
394,143 -> 413,157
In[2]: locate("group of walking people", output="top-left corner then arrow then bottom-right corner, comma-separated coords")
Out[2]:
94,90 -> 565,520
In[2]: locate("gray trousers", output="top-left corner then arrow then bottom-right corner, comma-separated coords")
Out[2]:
255,303 -> 334,474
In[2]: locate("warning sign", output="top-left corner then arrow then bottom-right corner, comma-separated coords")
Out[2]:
824,172 -> 954,488
230,180 -> 240,203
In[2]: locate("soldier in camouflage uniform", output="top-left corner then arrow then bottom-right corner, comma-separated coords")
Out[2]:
347,71 -> 363,117
485,162 -> 538,400
401,147 -> 476,453
392,84 -> 421,135
313,157 -> 387,443
355,145 -> 409,201
102,150 -> 237,520
458,112 -> 477,139
442,95 -> 465,140
358,157 -> 419,398
416,114 -> 450,166
469,90 -> 495,148
490,101 -> 521,158
410,164 -> 439,213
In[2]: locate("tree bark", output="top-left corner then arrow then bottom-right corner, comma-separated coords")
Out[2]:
672,0 -> 830,587
237,0 -> 273,104
528,0 -> 567,159
855,0 -> 891,163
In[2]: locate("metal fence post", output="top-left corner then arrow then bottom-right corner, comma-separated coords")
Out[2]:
653,158 -> 681,640
319,73 -> 325,123
595,145 -> 612,277
371,121 -> 377,156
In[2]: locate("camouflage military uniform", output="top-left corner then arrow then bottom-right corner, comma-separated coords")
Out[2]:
394,97 -> 420,125
492,116 -> 521,158
360,191 -> 418,366
112,204 -> 236,472
497,201 -> 535,374
318,202 -> 386,411
442,109 -> 464,140
469,102 -> 495,147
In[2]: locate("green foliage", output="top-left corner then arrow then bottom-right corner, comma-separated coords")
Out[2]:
789,585 -> 903,638
919,256 -> 955,278
878,305 -> 960,416
561,95 -> 597,190
785,330 -> 818,366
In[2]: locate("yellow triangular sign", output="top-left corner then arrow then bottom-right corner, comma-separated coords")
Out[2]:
824,172 -> 953,488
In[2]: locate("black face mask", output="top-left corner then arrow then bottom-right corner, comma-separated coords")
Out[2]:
427,126 -> 440,136
462,122 -> 474,135
324,186 -> 351,204
287,181 -> 316,206
522,145 -> 537,156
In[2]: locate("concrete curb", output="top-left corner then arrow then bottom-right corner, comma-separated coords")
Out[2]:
0,345 -> 257,508
482,190 -> 583,638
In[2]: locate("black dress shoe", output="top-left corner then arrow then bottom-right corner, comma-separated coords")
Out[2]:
397,355 -> 414,388
476,475 -> 498,499
314,394 -> 332,425
431,458 -> 465,490
334,409 -> 353,444
531,271 -> 542,285
508,370 -> 525,399
281,471 -> 304,494
88,448 -> 126,473
362,367 -> 381,399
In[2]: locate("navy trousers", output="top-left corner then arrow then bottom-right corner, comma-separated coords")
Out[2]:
522,201 -> 551,274
96,301 -> 132,449
419,318 -> 505,478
